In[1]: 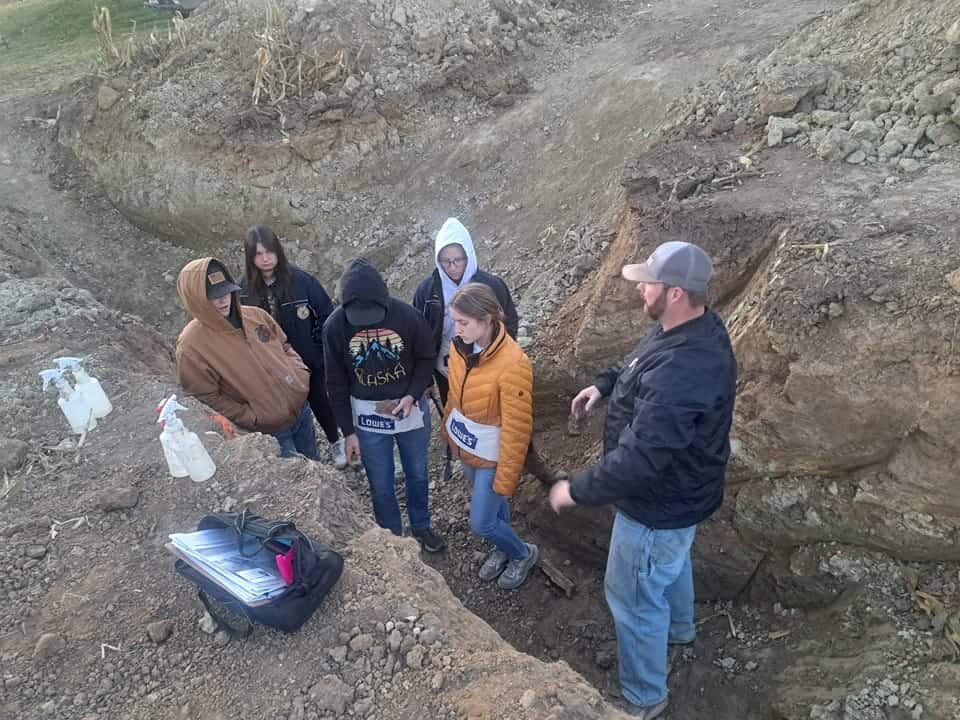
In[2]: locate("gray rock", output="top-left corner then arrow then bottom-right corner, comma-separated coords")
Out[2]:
845,150 -> 867,165
34,633 -> 66,659
405,645 -> 425,670
431,672 -> 445,690
594,648 -> 616,669
898,158 -> 923,172
915,93 -> 955,117
309,676 -> 354,714
388,628 -> 403,652
342,76 -> 362,95
520,690 -> 537,709
934,78 -> 960,96
817,129 -> 860,161
720,656 -> 737,671
878,139 -> 904,157
849,109 -> 873,122
767,116 -> 800,147
0,438 -> 29,473
947,19 -> 960,45
849,120 -> 883,143
758,62 -> 828,115
328,645 -> 348,664
885,122 -> 924,146
400,634 -> 417,653
419,628 -> 440,645
391,5 -> 407,26
350,633 -> 374,652
396,602 -> 420,622
97,487 -> 139,512
25,544 -> 47,559
146,620 -> 174,644
97,85 -> 121,111
811,109 -> 847,126
198,611 -> 218,635
288,696 -> 305,720
865,97 -> 891,116
213,630 -> 231,647
926,122 -> 960,146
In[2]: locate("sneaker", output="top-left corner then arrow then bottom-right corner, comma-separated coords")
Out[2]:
329,438 -> 347,469
478,549 -> 509,582
620,698 -> 668,720
497,543 -> 539,590
412,527 -> 447,553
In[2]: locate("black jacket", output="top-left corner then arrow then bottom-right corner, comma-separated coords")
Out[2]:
412,269 -> 520,350
239,265 -> 333,371
323,260 -> 436,435
570,310 -> 737,529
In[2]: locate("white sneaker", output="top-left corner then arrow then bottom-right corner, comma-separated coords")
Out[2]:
330,438 -> 347,469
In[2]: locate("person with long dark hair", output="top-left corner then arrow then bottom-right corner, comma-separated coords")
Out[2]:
239,225 -> 346,467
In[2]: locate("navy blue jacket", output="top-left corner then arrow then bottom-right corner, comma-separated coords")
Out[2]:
413,269 -> 520,350
570,310 -> 737,529
239,265 -> 333,371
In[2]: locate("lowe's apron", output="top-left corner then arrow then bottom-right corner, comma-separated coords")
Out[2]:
444,408 -> 500,462
350,397 -> 425,435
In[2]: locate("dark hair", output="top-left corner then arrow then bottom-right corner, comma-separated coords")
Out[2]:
684,289 -> 708,308
450,283 -> 505,324
243,225 -> 292,308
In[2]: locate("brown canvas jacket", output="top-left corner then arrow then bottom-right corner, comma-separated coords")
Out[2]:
175,258 -> 309,433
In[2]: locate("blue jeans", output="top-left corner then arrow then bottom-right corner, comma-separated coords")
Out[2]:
604,512 -> 697,707
463,465 -> 526,560
273,402 -> 319,460
355,399 -> 431,536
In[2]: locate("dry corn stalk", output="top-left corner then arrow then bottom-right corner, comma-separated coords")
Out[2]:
252,0 -> 346,106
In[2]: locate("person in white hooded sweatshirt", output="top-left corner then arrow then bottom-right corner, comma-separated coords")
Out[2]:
413,218 -> 556,485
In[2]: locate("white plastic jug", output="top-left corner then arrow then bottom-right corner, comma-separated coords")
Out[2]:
157,396 -> 216,482
40,369 -> 97,435
55,357 -> 112,419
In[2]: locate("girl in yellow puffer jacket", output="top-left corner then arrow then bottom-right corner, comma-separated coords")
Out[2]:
443,283 -> 539,590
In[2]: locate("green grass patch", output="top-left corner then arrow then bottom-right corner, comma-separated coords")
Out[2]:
0,0 -> 174,87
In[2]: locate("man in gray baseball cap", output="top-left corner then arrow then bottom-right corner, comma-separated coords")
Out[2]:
550,240 -> 737,719
621,240 -> 713,324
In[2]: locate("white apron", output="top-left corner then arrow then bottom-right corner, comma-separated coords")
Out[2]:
445,408 -> 500,462
351,397 -> 425,435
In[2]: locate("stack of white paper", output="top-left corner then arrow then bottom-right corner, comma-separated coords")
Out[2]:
167,528 -> 288,606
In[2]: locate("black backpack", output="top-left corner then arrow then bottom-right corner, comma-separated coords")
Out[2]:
173,511 -> 343,637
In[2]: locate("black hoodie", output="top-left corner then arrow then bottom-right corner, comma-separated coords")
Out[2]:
322,259 -> 437,435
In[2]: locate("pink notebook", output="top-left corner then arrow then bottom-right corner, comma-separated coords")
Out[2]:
275,546 -> 296,586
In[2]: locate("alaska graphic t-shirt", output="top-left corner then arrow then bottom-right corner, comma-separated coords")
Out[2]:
322,298 -> 436,436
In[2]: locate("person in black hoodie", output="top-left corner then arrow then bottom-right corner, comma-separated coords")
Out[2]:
323,259 -> 447,552
549,242 -> 737,720
239,225 -> 346,468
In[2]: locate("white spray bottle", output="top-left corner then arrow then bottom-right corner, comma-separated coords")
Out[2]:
54,357 -> 112,419
157,395 -> 216,482
39,369 -> 97,435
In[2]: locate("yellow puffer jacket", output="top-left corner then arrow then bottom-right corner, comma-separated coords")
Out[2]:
443,323 -> 533,497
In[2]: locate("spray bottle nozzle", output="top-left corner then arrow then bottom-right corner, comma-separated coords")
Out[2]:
39,369 -> 68,392
53,357 -> 86,373
157,395 -> 187,427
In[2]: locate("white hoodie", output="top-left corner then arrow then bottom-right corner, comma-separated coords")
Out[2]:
434,218 -> 478,376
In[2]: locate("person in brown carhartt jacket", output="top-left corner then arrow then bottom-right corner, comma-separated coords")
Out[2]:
175,257 -> 317,459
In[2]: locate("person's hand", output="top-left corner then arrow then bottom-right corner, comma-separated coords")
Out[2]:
393,395 -> 416,420
344,434 -> 361,463
549,480 -> 577,513
571,385 -> 602,419
425,384 -> 436,400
